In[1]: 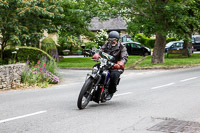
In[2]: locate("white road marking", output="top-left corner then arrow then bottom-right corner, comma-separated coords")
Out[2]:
0,111 -> 47,124
180,77 -> 198,82
151,83 -> 175,90
114,92 -> 132,97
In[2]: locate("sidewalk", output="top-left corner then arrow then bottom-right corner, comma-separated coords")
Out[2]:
63,55 -> 84,58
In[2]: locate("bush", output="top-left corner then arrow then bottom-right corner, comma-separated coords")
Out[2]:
134,34 -> 177,48
134,34 -> 148,45
166,38 -> 178,43
41,37 -> 56,52
94,29 -> 108,46
22,59 -> 59,87
1,49 -> 15,64
84,41 -> 98,49
144,38 -> 155,48
41,37 -> 59,61
16,46 -> 53,64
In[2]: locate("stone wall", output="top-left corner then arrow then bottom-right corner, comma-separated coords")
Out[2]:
0,63 -> 26,90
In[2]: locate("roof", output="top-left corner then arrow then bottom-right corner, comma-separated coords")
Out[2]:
88,17 -> 127,31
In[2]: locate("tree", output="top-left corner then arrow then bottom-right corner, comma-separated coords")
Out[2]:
105,0 -> 200,63
53,0 -> 91,36
172,1 -> 200,55
0,0 -> 63,60
54,0 -> 113,37
116,0 -> 181,63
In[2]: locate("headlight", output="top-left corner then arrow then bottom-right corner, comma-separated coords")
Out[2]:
92,66 -> 98,74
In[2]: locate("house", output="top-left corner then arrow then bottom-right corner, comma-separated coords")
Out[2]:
80,16 -> 128,42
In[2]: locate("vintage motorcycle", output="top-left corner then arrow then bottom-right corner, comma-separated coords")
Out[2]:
77,51 -> 119,110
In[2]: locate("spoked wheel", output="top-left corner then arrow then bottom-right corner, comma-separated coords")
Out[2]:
77,78 -> 94,109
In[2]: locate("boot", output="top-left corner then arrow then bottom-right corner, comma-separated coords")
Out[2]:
105,93 -> 114,101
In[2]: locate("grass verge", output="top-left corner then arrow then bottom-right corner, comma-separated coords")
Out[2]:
57,53 -> 200,69
57,57 -> 96,68
57,56 -> 142,69
136,53 -> 200,69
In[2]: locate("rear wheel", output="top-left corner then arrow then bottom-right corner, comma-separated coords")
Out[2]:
77,78 -> 94,109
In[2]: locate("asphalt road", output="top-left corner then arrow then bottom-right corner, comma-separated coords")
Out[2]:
0,67 -> 200,133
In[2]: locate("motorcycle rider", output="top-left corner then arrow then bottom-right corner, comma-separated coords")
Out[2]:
92,31 -> 128,100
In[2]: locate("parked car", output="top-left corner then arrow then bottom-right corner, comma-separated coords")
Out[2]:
165,41 -> 194,53
192,35 -> 200,51
122,42 -> 151,56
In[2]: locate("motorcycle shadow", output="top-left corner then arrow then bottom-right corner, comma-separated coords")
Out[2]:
88,101 -> 121,109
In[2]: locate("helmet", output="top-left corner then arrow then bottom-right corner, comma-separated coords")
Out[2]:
108,31 -> 120,40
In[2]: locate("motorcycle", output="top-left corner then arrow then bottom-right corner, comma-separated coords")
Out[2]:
77,51 -> 119,110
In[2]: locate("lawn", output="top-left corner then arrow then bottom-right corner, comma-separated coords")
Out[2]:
57,56 -> 142,69
137,53 -> 200,69
57,54 -> 200,69
57,57 -> 96,68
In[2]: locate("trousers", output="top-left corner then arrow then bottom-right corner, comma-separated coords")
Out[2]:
93,63 -> 121,94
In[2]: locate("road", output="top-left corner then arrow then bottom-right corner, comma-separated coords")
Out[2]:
0,67 -> 200,133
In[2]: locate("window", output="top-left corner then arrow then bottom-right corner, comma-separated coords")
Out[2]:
195,37 -> 200,41
131,43 -> 136,48
136,44 -> 141,48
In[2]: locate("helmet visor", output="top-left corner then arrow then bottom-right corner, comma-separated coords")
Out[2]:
108,38 -> 118,41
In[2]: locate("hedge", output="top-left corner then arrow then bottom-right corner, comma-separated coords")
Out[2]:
134,34 -> 177,48
16,46 -> 54,63
41,37 -> 57,53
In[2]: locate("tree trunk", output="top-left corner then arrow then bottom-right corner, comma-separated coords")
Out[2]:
183,38 -> 192,56
152,32 -> 166,63
1,44 -> 4,60
182,9 -> 194,56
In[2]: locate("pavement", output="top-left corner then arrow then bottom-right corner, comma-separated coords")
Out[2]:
63,55 -> 84,58
1,68 -> 200,132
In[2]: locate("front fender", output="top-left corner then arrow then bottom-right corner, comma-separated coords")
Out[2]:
87,73 -> 98,79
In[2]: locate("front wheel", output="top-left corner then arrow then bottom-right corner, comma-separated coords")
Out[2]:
77,78 -> 94,109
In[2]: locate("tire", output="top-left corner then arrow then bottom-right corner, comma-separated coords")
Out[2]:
77,78 -> 94,109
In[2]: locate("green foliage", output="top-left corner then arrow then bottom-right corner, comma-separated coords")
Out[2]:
134,34 -> 148,46
133,34 -> 155,48
55,0 -> 92,36
84,41 -> 98,49
41,37 -> 59,61
16,46 -> 53,64
1,48 -> 18,64
41,37 -> 57,52
134,34 -> 177,48
94,29 -> 108,46
57,35 -> 68,55
145,39 -> 155,49
0,0 -> 63,59
57,35 -> 82,54
105,0 -> 200,63
166,38 -> 178,43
